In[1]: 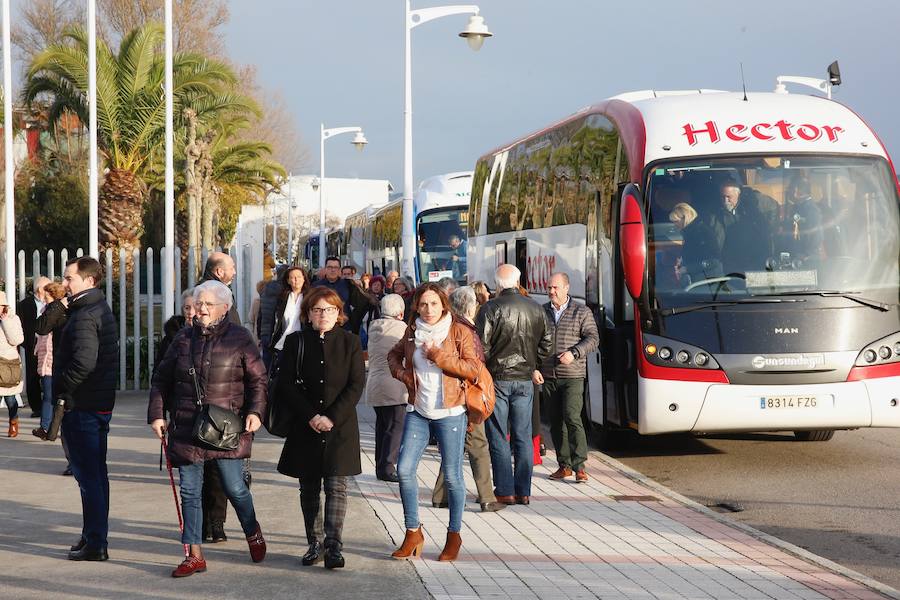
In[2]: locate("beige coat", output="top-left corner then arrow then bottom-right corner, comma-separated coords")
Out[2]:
0,315 -> 24,396
365,317 -> 409,407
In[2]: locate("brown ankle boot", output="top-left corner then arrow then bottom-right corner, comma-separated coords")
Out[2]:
438,531 -> 462,561
391,527 -> 424,559
8,418 -> 18,438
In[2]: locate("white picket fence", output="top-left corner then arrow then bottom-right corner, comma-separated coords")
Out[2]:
10,244 -> 258,391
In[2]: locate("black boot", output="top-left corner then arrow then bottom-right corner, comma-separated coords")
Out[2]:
210,521 -> 227,543
301,541 -> 323,566
324,547 -> 345,569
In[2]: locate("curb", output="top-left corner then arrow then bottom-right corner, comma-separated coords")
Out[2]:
591,449 -> 900,600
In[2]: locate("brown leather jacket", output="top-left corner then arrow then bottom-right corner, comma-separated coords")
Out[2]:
387,319 -> 481,409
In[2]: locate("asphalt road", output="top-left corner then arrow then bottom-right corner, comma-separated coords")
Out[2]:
605,427 -> 900,590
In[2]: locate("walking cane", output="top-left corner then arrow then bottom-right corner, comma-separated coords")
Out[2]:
161,436 -> 190,557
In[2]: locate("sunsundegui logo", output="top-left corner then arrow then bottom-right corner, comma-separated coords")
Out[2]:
682,120 -> 845,146
751,353 -> 825,370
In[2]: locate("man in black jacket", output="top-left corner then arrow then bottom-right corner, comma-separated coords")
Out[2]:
58,257 -> 118,561
313,256 -> 370,334
476,264 -> 551,506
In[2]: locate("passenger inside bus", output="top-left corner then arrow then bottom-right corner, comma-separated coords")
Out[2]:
668,202 -> 721,284
710,178 -> 772,274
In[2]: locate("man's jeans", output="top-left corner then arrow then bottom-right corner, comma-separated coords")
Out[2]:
179,458 -> 258,546
62,410 -> 112,550
397,410 -> 467,532
484,380 -> 534,497
40,376 -> 53,431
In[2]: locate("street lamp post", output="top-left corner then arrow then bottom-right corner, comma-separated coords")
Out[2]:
286,174 -> 294,264
401,1 -> 492,280
318,123 -> 367,269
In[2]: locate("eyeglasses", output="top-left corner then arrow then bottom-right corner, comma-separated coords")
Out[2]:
310,306 -> 339,315
195,301 -> 224,309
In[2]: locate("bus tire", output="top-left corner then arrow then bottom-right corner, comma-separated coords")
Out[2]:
793,430 -> 835,442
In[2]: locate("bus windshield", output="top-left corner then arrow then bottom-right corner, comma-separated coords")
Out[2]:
417,208 -> 469,283
646,155 -> 900,309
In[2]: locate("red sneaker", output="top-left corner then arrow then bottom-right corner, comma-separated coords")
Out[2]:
171,556 -> 207,578
246,522 -> 266,563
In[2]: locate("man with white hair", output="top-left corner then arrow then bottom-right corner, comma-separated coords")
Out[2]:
476,264 -> 551,506
20,276 -> 50,418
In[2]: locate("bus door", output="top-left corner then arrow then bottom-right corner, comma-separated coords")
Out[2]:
606,183 -> 640,428
515,239 -> 527,288
585,191 -> 607,430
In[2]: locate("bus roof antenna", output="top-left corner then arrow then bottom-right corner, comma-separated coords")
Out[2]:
740,62 -> 748,101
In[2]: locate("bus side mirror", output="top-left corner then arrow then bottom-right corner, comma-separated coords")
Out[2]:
619,185 -> 647,300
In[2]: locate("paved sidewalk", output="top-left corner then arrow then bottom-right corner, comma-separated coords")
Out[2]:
4,392 -> 897,600
357,410 -> 899,600
0,393 -> 424,600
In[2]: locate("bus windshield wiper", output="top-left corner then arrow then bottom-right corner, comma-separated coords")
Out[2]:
755,290 -> 891,312
659,297 -> 801,317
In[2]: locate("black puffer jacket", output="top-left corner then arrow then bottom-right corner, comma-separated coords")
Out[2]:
276,327 -> 365,479
475,288 -> 552,381
53,288 -> 119,412
148,318 -> 267,467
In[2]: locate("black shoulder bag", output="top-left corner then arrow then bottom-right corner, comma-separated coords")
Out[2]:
264,332 -> 304,438
189,334 -> 242,451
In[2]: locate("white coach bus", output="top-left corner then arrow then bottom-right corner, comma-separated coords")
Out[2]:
366,172 -> 472,283
467,77 -> 900,443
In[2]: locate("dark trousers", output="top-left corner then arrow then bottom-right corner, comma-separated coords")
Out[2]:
24,351 -> 41,414
62,410 -> 112,550
202,461 -> 228,531
544,378 -> 587,470
299,476 -> 349,550
373,405 -> 405,477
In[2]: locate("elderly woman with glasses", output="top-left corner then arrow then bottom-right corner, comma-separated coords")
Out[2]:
274,286 -> 365,570
149,280 -> 268,578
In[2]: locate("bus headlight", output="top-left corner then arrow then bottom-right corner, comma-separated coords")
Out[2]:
676,350 -> 691,364
694,352 -> 710,366
658,347 -> 672,360
879,346 -> 892,360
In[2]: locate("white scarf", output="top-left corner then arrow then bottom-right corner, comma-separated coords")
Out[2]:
414,312 -> 453,349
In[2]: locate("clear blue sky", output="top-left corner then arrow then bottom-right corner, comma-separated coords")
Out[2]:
223,0 -> 900,188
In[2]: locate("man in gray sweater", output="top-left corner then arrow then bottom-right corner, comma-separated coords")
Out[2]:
538,272 -> 599,483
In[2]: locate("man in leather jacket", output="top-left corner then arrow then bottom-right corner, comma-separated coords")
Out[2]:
475,264 -> 551,505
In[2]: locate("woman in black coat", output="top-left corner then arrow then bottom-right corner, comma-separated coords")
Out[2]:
275,285 -> 365,570
149,280 -> 268,578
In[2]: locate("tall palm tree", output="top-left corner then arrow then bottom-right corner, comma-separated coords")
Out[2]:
23,22 -> 254,255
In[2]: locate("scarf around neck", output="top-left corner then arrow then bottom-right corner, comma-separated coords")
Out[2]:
414,312 -> 453,349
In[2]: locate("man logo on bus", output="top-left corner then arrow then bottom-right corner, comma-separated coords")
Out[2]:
682,120 -> 845,146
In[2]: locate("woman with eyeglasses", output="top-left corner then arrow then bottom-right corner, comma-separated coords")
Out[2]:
274,286 -> 365,569
149,280 -> 268,577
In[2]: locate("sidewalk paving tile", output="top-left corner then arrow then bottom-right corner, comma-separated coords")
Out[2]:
354,404 -> 896,600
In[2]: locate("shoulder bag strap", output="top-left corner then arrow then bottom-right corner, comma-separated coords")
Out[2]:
295,332 -> 305,386
188,332 -> 203,407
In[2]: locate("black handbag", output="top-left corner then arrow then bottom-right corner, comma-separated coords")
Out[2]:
264,333 -> 304,438
189,335 -> 242,451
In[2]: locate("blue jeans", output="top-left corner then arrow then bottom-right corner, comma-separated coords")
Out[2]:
397,410 -> 467,532
484,380 -> 534,497
179,458 -> 258,545
40,377 -> 53,430
4,395 -> 17,420
62,410 -> 112,550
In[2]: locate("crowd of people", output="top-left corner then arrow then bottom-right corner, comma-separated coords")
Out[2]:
8,249 -> 601,580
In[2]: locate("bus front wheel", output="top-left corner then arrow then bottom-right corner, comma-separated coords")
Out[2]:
793,430 -> 835,442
